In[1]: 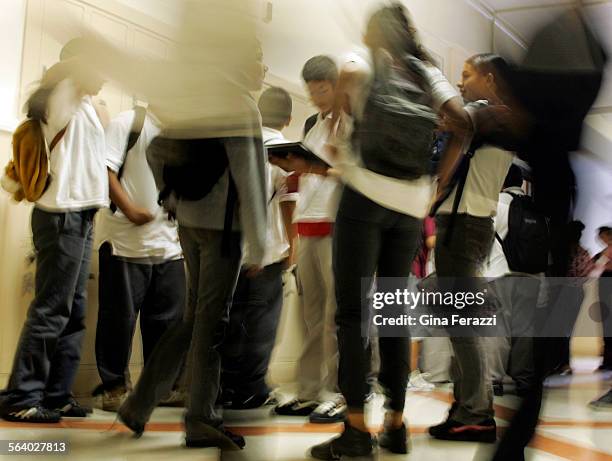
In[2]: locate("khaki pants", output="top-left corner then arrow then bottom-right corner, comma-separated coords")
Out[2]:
295,235 -> 338,401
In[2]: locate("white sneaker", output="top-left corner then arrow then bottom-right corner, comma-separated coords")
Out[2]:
407,370 -> 435,391
158,389 -> 186,407
309,396 -> 347,424
103,388 -> 129,412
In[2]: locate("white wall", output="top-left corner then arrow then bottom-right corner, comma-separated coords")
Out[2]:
261,0 -> 500,100
0,0 -> 26,131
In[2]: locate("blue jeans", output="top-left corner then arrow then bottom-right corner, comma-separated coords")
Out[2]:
1,208 -> 96,409
95,242 -> 186,390
221,261 -> 284,401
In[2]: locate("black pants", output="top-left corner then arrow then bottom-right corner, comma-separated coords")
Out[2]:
0,208 -> 96,409
221,262 -> 284,401
493,221 -> 573,461
600,277 -> 612,367
95,242 -> 186,390
333,187 -> 421,412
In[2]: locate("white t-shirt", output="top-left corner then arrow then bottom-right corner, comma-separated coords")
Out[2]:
36,79 -> 108,212
483,187 -> 524,278
242,127 -> 297,266
437,144 -> 514,217
332,51 -> 458,219
96,110 -> 182,261
293,113 -> 344,223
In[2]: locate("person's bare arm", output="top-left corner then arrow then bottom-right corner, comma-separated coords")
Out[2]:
108,169 -> 154,225
280,201 -> 297,267
425,235 -> 436,250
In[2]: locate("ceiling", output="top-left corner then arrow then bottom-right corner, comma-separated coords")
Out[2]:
474,0 -> 612,111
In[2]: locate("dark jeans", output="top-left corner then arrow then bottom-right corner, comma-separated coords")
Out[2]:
435,213 -> 495,425
489,275 -> 541,392
600,277 -> 612,367
0,208 -> 96,409
121,227 -> 242,438
95,242 -> 186,390
333,187 -> 421,412
545,283 -> 585,369
221,261 -> 284,401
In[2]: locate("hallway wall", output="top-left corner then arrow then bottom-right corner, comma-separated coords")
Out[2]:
0,0 -> 602,398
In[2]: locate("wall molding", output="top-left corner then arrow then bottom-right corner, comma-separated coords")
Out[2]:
466,0 -> 527,50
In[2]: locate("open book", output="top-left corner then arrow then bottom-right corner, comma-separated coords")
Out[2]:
266,142 -> 330,167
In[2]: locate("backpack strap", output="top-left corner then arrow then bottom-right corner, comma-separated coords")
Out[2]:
49,126 -> 68,153
303,114 -> 318,138
111,106 -> 147,213
118,106 -> 147,181
443,149 -> 475,246
222,173 -> 237,257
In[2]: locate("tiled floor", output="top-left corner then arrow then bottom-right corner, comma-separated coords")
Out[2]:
1,359 -> 611,460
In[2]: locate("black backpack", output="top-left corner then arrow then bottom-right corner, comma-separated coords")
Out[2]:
152,137 -> 237,255
356,56 -> 438,180
496,192 -> 550,274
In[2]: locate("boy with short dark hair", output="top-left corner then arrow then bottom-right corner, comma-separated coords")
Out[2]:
221,86 -> 297,409
273,56 -> 347,424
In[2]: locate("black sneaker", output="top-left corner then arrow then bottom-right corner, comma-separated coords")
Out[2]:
493,382 -> 504,397
1,405 -> 61,423
185,425 -> 245,450
117,402 -> 146,438
430,418 -> 497,443
54,399 -> 92,417
309,397 -> 347,424
274,399 -> 318,416
428,418 -> 456,437
379,423 -> 409,454
310,423 -> 375,460
589,389 -> 612,411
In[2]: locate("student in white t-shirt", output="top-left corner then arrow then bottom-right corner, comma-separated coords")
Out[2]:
93,108 -> 186,412
221,87 -> 298,409
483,165 -> 536,397
0,60 -> 107,423
272,56 -> 348,424
430,54 -> 514,444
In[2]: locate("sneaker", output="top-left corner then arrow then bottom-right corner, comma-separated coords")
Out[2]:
185,424 -> 245,450
589,389 -> 612,411
117,402 -> 146,438
428,418 -> 456,437
407,370 -> 435,391
1,406 -> 61,423
429,418 -> 497,443
274,398 -> 318,417
225,393 -> 277,410
54,399 -> 92,418
310,422 -> 375,460
158,389 -> 186,408
597,364 -> 612,372
309,397 -> 347,424
493,382 -> 504,397
379,422 -> 409,454
102,386 -> 129,412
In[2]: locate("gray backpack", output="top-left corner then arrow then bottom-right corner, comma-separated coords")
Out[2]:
356,55 -> 438,179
